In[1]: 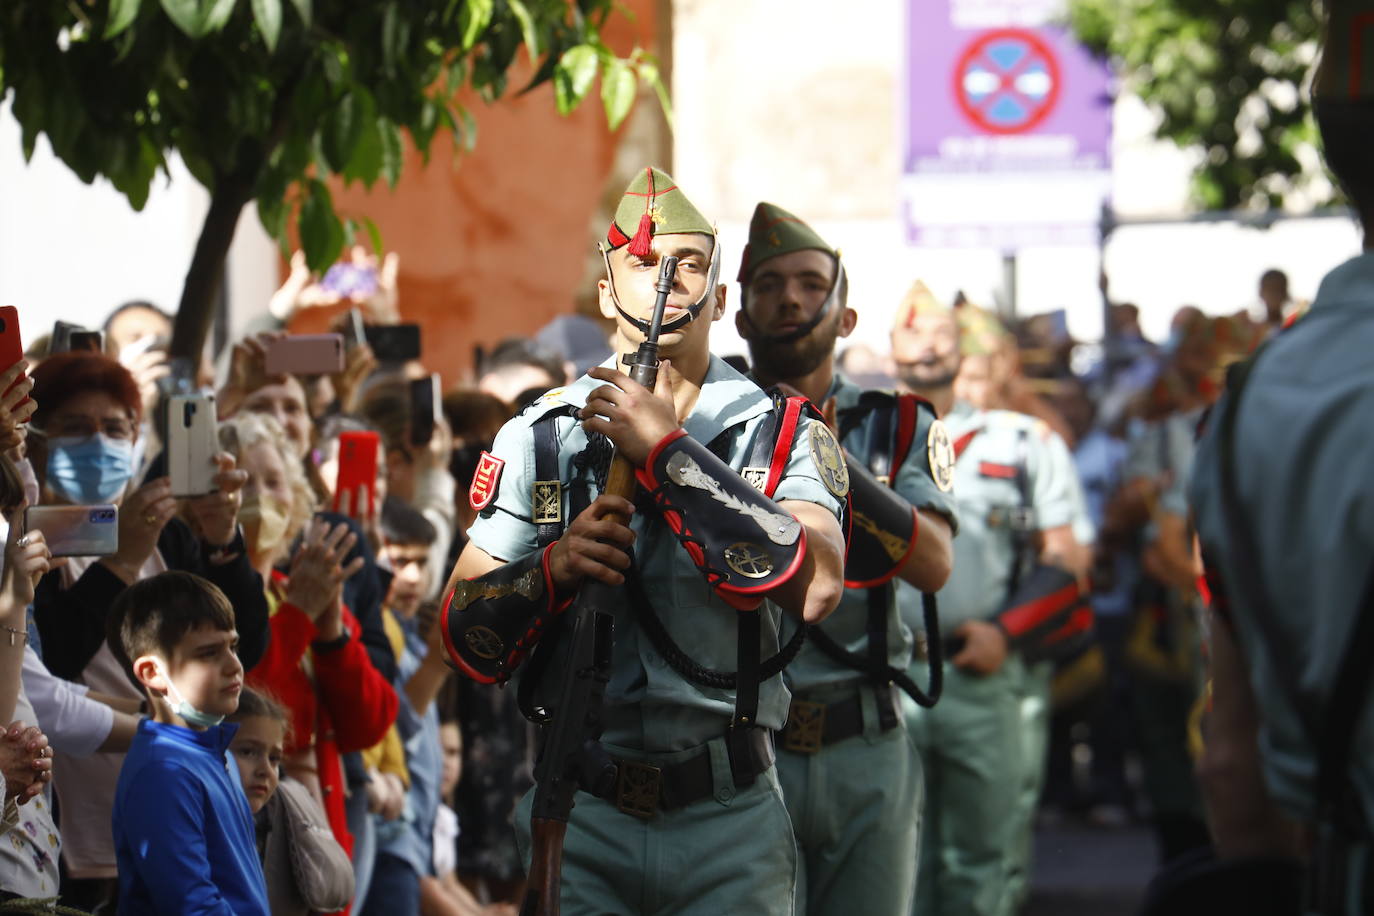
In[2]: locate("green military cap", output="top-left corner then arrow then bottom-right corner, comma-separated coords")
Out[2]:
1316,1 -> 1374,99
957,302 -> 1012,356
737,202 -> 838,284
892,279 -> 951,330
604,167 -> 714,257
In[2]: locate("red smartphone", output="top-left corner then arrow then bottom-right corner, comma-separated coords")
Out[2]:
0,306 -> 29,421
332,430 -> 381,517
264,334 -> 345,376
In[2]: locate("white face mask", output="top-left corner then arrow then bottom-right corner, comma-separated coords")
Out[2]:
239,492 -> 291,556
154,660 -> 224,729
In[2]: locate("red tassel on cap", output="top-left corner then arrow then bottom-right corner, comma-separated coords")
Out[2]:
627,167 -> 655,257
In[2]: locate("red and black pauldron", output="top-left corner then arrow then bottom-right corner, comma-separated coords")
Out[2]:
439,545 -> 569,684
636,429 -> 807,611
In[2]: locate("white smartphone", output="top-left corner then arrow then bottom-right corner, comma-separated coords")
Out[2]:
167,393 -> 220,497
24,505 -> 119,558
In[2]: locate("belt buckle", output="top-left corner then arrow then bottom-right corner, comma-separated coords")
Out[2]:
783,700 -> 826,754
615,761 -> 662,819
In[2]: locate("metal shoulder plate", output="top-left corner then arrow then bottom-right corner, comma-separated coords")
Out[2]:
636,429 -> 806,611
439,545 -> 566,684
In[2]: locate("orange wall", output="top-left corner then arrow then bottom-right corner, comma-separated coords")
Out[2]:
289,2 -> 661,388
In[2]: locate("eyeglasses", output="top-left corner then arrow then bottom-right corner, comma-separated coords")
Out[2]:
39,416 -> 137,441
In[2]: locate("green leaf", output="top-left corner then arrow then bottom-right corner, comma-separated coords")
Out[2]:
507,0 -> 541,57
258,193 -> 288,244
460,0 -> 494,50
344,114 -> 384,188
106,0 -> 142,39
554,44 -> 598,114
252,0 -> 283,52
378,119 -> 404,186
638,59 -> 673,132
600,57 -> 635,130
159,0 -> 207,37
323,87 -> 375,171
300,180 -> 346,273
382,3 -> 401,76
204,0 -> 238,32
361,215 -> 384,258
287,0 -> 310,26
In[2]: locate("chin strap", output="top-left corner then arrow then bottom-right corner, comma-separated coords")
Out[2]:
601,232 -> 724,336
738,258 -> 848,345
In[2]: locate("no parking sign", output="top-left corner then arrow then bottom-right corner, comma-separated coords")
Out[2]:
903,0 -> 1112,248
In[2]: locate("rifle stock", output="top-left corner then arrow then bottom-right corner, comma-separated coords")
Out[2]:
520,256 -> 680,916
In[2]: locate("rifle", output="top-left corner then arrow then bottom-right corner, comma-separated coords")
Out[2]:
521,255 -> 680,916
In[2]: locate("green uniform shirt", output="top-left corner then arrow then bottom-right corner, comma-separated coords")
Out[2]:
779,372 -> 959,690
1190,252 -> 1374,828
467,355 -> 844,753
906,401 -> 1079,636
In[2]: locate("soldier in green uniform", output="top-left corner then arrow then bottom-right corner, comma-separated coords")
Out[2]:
952,309 -> 1096,908
733,202 -> 958,914
890,285 -> 1086,916
440,168 -> 847,916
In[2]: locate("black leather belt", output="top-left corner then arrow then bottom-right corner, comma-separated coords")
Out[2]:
596,728 -> 775,819
781,683 -> 899,754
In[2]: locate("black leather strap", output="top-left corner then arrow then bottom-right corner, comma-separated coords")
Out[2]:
864,405 -> 894,717
532,414 -> 562,549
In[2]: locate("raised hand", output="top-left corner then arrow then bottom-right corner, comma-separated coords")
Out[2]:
102,478 -> 177,584
285,519 -> 365,623
185,452 -> 247,549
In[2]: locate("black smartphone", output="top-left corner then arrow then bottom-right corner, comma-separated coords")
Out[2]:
49,321 -> 83,355
365,324 -> 421,362
409,374 -> 440,447
69,330 -> 104,353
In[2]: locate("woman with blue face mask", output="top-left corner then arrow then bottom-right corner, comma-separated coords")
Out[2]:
23,350 -> 272,912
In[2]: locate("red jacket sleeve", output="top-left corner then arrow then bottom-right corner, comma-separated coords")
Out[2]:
245,601 -> 318,754
312,607 -> 398,754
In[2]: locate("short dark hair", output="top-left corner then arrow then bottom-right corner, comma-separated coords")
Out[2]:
31,351 -> 143,427
107,571 -> 236,687
228,687 -> 291,742
102,300 -> 171,335
479,338 -> 566,386
380,496 -> 437,548
1316,98 -> 1374,229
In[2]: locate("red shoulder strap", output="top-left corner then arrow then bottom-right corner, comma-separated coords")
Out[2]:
892,393 -> 920,473
764,396 -> 807,498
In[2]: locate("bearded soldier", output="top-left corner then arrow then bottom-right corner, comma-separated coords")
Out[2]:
441,169 -> 846,915
734,202 -> 957,914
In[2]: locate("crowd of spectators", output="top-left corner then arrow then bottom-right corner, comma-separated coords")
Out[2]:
0,248 -> 601,914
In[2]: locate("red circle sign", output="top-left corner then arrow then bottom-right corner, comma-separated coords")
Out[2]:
952,29 -> 1062,135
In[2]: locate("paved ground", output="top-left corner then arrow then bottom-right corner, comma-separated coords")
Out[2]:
1023,819 -> 1158,916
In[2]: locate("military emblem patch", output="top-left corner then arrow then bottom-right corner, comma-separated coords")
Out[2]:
469,451 -> 504,510
927,420 -> 955,493
531,480 -> 562,525
742,467 -> 768,492
809,423 -> 850,499
724,542 -> 774,579
464,625 -> 504,660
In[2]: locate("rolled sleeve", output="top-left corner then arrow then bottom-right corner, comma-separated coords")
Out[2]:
467,419 -> 540,562
771,416 -> 845,520
22,647 -> 113,757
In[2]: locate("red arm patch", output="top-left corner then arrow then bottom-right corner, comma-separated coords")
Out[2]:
469,451 -> 505,510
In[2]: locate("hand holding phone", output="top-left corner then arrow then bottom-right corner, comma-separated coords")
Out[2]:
24,505 -> 119,558
0,307 -> 30,423
167,394 -> 220,497
363,324 -> 421,362
332,431 -> 381,518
